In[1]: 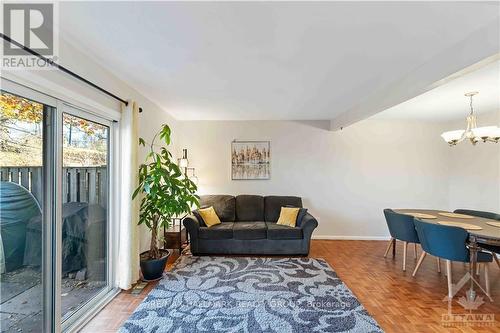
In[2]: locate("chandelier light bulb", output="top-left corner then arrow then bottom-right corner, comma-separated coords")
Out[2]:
471,126 -> 497,141
490,127 -> 500,140
441,130 -> 464,145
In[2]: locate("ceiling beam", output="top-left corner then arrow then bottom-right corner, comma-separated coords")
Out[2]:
330,18 -> 500,131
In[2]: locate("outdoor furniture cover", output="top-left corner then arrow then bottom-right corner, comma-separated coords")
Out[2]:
23,202 -> 106,276
0,181 -> 41,273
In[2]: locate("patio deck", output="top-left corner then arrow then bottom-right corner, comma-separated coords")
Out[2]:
1,267 -> 105,332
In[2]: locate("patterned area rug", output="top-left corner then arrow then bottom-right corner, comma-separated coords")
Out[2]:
120,256 -> 382,333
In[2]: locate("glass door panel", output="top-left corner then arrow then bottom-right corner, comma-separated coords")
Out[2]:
0,92 -> 45,332
1,81 -> 116,332
61,112 -> 109,321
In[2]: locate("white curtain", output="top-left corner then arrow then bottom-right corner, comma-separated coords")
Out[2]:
117,100 -> 140,290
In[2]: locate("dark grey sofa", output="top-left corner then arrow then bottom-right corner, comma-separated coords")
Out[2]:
183,195 -> 318,255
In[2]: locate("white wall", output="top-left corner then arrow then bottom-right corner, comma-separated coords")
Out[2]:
177,119 -> 452,239
448,110 -> 500,213
5,37 -> 496,243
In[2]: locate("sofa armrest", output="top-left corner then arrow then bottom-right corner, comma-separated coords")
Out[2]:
300,212 -> 318,240
298,212 -> 318,255
183,215 -> 201,255
183,215 -> 200,239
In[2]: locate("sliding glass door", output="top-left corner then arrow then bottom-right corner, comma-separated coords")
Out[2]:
60,108 -> 111,325
1,80 -> 116,332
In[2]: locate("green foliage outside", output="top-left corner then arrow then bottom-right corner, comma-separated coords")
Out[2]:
1,92 -> 107,167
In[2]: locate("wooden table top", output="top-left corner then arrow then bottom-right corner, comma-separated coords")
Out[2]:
395,209 -> 500,242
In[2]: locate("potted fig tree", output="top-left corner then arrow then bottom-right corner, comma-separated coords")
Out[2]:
132,124 -> 199,281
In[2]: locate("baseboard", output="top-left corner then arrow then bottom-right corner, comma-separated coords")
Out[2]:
312,235 -> 390,241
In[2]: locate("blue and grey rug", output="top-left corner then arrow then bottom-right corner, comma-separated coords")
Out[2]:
120,256 -> 382,333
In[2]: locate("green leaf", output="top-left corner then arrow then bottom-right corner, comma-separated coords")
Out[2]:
159,124 -> 171,145
138,138 -> 146,146
132,186 -> 141,199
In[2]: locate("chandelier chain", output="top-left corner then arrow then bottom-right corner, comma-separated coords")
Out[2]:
469,95 -> 474,116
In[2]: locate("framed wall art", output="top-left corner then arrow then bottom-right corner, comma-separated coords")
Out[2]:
231,140 -> 270,180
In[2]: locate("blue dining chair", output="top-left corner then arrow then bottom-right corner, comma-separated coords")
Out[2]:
413,218 -> 492,299
453,209 -> 500,221
383,209 -> 430,272
454,209 -> 500,269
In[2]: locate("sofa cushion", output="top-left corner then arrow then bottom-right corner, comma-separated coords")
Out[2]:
199,195 -> 235,222
266,222 -> 303,240
233,222 -> 267,239
235,195 -> 264,221
199,222 -> 234,240
264,196 -> 303,222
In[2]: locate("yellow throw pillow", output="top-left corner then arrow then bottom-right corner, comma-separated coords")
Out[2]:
276,207 -> 300,227
197,206 -> 222,228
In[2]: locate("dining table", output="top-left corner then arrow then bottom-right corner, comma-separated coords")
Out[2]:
395,209 -> 500,301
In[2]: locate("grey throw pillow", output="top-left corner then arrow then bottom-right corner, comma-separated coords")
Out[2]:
193,206 -> 210,227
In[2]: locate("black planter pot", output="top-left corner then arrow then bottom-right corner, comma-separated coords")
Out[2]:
140,249 -> 170,281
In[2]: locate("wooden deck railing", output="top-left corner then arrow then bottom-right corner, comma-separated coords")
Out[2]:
0,166 -> 107,206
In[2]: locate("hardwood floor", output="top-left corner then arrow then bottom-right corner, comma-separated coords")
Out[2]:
81,240 -> 500,332
314,240 -> 499,333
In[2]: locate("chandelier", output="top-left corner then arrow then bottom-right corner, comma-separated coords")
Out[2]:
441,92 -> 500,146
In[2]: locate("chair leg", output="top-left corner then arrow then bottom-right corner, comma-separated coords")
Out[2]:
493,254 -> 500,269
484,263 -> 490,297
384,238 -> 394,258
413,243 -> 417,260
392,239 -> 396,257
446,260 -> 453,299
402,241 -> 408,271
437,257 -> 441,273
412,251 -> 427,277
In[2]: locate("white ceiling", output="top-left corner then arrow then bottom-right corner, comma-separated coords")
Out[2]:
374,60 -> 500,121
59,1 -> 500,121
